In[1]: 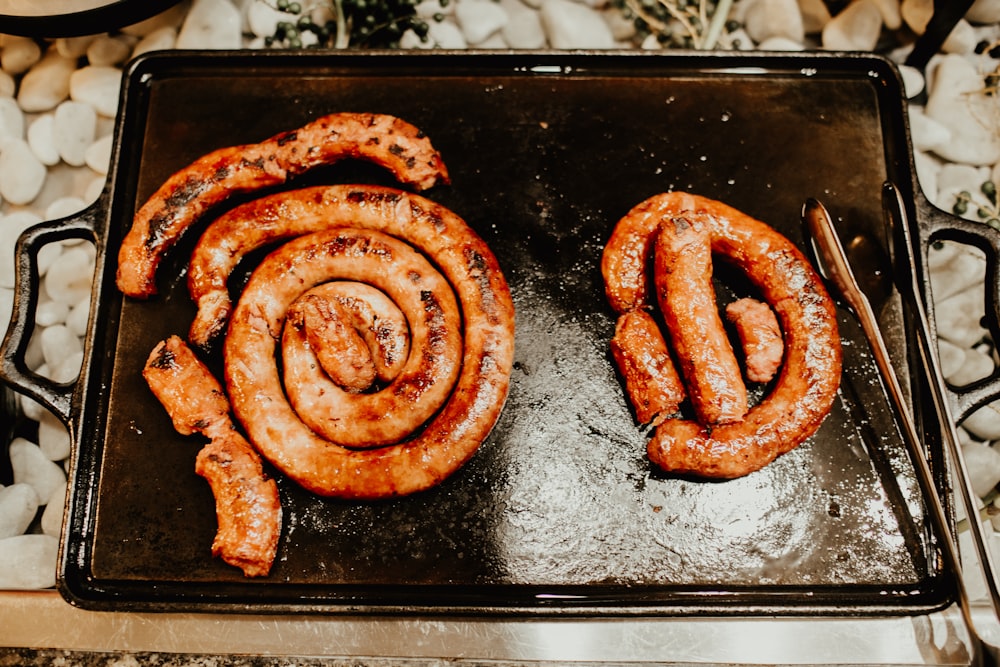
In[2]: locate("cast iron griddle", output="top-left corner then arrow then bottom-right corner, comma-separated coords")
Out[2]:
53,51 -> 953,613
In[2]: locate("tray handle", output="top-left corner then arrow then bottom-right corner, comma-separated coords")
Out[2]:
1,202 -> 102,425
917,197 -> 1000,423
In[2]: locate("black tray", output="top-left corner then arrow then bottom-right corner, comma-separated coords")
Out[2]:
0,50 -> 979,615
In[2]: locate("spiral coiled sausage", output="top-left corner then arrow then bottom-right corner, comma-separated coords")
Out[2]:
202,186 -> 514,498
602,192 -> 841,479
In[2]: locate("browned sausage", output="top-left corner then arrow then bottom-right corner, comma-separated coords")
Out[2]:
609,310 -> 685,425
185,186 -> 486,353
285,292 -> 378,393
602,193 -> 841,479
653,215 -> 747,425
224,219 -> 514,499
725,297 -> 784,383
117,113 -> 449,299
143,336 -> 281,577
265,228 -> 463,449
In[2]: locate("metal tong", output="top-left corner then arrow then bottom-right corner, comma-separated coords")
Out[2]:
803,183 -> 1000,651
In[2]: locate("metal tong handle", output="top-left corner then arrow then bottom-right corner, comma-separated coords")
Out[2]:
802,194 -> 986,647
883,182 -> 1000,626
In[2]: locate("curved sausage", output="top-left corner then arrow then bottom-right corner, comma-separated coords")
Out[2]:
602,193 -> 841,479
270,229 -> 463,449
609,310 -> 685,425
725,297 -> 784,384
143,336 -> 281,577
117,113 -> 450,299
224,221 -> 514,499
285,292 -> 378,393
186,185 -> 485,353
654,215 -> 747,425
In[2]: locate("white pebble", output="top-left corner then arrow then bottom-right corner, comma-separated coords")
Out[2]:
19,393 -> 45,423
66,297 -> 91,337
0,534 -> 58,589
925,54 -> 1000,165
69,66 -> 122,119
17,51 -> 76,113
416,0 -> 455,18
121,2 -> 188,36
938,338 -> 966,378
456,0 -> 510,44
0,96 -> 24,143
43,245 -> 93,305
52,102 -> 96,165
55,35 -> 97,60
84,175 -> 106,204
398,28 -> 433,49
928,240 -> 987,301
49,350 -> 83,384
27,113 -> 60,166
39,324 -> 82,371
968,0 -> 1000,23
899,64 -> 925,98
0,211 -> 43,288
948,346 -> 996,386
40,482 -> 67,537
35,241 -> 63,277
176,0 -> 244,50
798,0 -> 832,32
35,299 -> 69,328
0,286 -> 11,332
743,0 -> 805,45
822,0 -> 882,51
85,134 -> 113,175
870,0 -> 902,30
943,19 -> 977,54
427,20 -> 468,48
38,409 -> 71,462
901,0 -> 933,34
246,1 -> 287,38
540,0 -> 615,48
0,484 -> 39,539
0,36 -> 42,76
0,70 -> 14,98
908,106 -> 949,153
503,9 -> 548,48
9,438 -> 67,504
0,138 -> 46,205
86,35 -> 135,67
45,196 -> 87,221
962,442 -> 1000,496
757,36 -> 806,50
132,26 -> 178,57
933,285 -> 989,348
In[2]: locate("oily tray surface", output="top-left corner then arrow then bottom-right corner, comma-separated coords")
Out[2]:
64,51 -> 948,613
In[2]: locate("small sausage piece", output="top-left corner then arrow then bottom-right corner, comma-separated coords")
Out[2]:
609,310 -> 685,425
286,293 -> 377,393
117,113 -> 450,299
143,336 -> 281,577
725,297 -> 784,383
195,431 -> 282,578
654,216 -> 747,425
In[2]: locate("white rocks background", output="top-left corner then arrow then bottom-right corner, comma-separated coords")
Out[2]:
2,0 -> 1000,592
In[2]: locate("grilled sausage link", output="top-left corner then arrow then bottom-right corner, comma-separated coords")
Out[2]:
654,215 -> 748,425
117,112 -> 449,298
267,229 -> 463,449
602,192 -> 841,479
143,336 -> 281,577
224,217 -> 514,499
